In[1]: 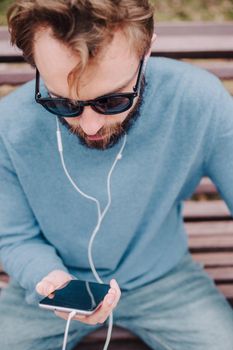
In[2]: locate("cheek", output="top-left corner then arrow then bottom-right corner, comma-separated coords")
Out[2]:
109,112 -> 128,124
63,117 -> 80,127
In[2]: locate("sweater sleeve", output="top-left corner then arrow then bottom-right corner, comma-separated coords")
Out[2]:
0,136 -> 69,304
204,80 -> 233,215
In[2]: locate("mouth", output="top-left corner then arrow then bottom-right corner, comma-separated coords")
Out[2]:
86,134 -> 106,141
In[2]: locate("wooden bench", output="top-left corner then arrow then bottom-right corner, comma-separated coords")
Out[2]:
0,22 -> 233,350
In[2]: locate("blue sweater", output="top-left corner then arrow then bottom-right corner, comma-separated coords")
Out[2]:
0,57 -> 233,304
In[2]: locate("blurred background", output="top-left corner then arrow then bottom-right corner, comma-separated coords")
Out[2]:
1,0 -> 233,24
0,0 -> 233,99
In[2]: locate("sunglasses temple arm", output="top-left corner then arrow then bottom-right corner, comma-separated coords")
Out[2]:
133,58 -> 146,94
35,69 -> 41,99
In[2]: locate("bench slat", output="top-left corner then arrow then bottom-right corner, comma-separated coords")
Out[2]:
1,23 -> 233,62
217,284 -> 233,299
189,234 -> 233,249
185,221 -> 233,235
155,23 -> 233,36
192,61 -> 233,80
152,35 -> 233,58
184,200 -> 231,220
193,252 -> 233,266
1,62 -> 233,87
206,267 -> 233,281
0,70 -> 35,85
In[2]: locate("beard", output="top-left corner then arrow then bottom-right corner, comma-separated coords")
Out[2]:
59,79 -> 145,150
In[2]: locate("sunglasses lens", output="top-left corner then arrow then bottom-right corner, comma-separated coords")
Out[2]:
94,96 -> 132,114
43,100 -> 82,117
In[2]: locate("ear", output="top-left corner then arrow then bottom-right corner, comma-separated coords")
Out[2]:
144,33 -> 157,60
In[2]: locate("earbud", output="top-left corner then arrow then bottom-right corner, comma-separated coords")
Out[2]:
117,154 -> 122,160
56,130 -> 63,153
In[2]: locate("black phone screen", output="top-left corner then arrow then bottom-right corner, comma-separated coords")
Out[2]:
39,280 -> 109,312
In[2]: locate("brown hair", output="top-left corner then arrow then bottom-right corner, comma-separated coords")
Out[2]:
8,0 -> 154,82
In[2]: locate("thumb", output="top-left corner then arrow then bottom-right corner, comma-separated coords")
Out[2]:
36,270 -> 73,296
36,279 -> 55,296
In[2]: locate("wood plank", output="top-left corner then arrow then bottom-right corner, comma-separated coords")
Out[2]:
185,221 -> 233,236
76,342 -> 150,350
154,23 -> 233,59
152,35 -> 233,58
0,41 -> 23,62
0,61 -> 233,87
217,284 -> 233,299
0,70 -> 35,85
155,23 -> 233,36
206,267 -> 233,281
0,27 -> 9,40
1,39 -> 231,61
193,61 -> 233,80
78,327 -> 151,350
77,339 -> 150,350
78,341 -> 150,350
188,234 -> 233,249
184,200 -> 231,220
82,327 -> 137,342
1,23 -> 233,62
192,252 -> 233,266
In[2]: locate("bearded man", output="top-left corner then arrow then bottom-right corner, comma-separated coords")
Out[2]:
0,1 -> 233,350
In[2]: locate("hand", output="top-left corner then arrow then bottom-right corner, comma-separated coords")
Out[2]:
55,279 -> 121,325
36,270 -> 73,296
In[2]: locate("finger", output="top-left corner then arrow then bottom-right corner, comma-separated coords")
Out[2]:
37,273 -> 73,296
44,275 -> 72,288
45,271 -> 73,286
74,314 -> 87,321
110,279 -> 121,295
36,282 -> 43,295
92,280 -> 121,323
36,280 -> 55,296
109,279 -> 121,306
48,292 -> 55,299
55,310 -> 86,322
55,310 -> 69,320
84,279 -> 121,325
83,289 -> 117,325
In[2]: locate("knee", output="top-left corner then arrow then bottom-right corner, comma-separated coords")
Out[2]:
198,305 -> 233,350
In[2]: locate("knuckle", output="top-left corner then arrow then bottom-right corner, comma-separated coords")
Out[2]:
41,278 -> 51,286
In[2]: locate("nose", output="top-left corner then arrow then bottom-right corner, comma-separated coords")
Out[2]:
78,106 -> 106,135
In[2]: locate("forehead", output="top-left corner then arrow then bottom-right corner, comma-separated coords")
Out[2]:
34,28 -> 139,99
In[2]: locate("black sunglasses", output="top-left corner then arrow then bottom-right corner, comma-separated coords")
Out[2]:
35,58 -> 145,118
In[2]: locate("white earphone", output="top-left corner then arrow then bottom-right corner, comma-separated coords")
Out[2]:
56,118 -> 127,350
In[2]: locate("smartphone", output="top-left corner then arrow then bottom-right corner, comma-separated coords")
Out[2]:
39,279 -> 110,315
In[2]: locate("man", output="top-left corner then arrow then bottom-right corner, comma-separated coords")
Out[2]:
0,1 -> 233,349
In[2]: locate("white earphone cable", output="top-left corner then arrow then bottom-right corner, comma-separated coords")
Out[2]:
56,118 -> 127,350
62,310 -> 77,350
